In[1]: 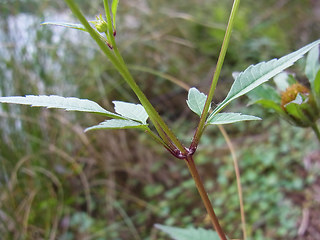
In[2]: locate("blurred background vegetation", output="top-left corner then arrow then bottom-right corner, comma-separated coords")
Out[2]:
0,0 -> 320,239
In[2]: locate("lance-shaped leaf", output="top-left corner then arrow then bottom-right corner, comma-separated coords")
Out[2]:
186,87 -> 211,117
206,112 -> 261,125
85,119 -> 147,132
111,0 -> 119,30
0,95 -> 123,118
155,224 -> 221,240
208,39 -> 320,121
305,45 -> 320,86
41,22 -> 87,31
113,101 -> 148,124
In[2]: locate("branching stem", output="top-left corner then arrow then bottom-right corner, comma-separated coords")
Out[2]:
191,0 -> 241,149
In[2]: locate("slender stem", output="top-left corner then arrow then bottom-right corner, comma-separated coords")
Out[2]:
65,0 -> 187,154
311,123 -> 320,142
191,0 -> 241,148
185,155 -> 227,240
218,125 -> 247,240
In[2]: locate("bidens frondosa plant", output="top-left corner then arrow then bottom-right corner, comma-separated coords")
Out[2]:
0,0 -> 319,239
248,46 -> 320,141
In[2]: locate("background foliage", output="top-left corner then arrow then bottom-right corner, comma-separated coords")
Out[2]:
0,0 -> 319,239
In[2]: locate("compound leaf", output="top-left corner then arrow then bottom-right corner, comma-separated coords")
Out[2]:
85,119 -> 147,132
41,22 -> 87,31
207,112 -> 261,125
208,39 -> 320,121
186,87 -> 210,116
113,101 -> 148,124
0,95 -> 122,118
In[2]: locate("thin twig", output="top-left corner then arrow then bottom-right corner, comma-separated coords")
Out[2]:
218,125 -> 247,240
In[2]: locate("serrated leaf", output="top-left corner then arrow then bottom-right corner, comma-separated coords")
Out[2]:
305,45 -> 320,85
155,224 -> 221,240
111,0 -> 119,30
41,22 -> 87,31
0,95 -> 123,118
186,87 -> 210,116
85,119 -> 147,132
208,39 -> 320,121
206,113 -> 261,125
113,101 -> 148,124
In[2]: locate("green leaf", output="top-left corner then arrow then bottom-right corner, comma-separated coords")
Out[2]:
254,99 -> 284,114
113,101 -> 148,124
155,224 -> 221,240
206,113 -> 261,125
273,72 -> 290,91
41,22 -> 87,31
0,95 -> 122,118
314,69 -> 320,98
186,87 -> 210,116
111,0 -> 119,30
208,39 -> 320,121
305,45 -> 320,86
85,119 -> 147,132
247,84 -> 280,104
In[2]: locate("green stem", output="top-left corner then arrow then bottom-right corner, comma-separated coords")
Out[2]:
311,123 -> 320,142
191,0 -> 240,148
65,0 -> 186,154
185,155 -> 227,240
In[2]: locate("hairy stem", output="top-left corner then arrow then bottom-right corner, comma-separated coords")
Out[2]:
185,155 -> 227,240
191,0 -> 241,148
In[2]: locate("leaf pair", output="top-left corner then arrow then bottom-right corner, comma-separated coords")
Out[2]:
186,40 -> 320,125
187,88 -> 260,125
0,95 -> 149,131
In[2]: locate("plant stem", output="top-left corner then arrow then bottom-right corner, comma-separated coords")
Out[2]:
185,155 -> 227,240
311,123 -> 320,142
191,0 -> 241,149
65,0 -> 187,154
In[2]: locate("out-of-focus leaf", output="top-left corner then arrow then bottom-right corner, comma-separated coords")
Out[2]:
305,45 -> 320,85
186,87 -> 210,116
254,99 -> 284,114
208,39 -> 320,121
0,95 -> 123,118
113,101 -> 148,124
41,22 -> 87,31
314,69 -> 320,98
85,119 -> 147,132
247,84 -> 280,104
274,72 -> 290,91
206,112 -> 261,125
155,224 -> 221,240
